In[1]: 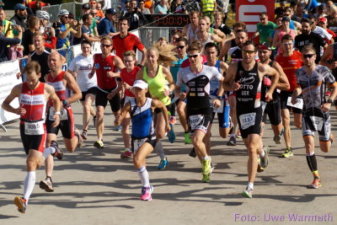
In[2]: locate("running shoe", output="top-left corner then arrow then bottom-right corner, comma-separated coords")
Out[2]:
157,158 -> 169,170
281,148 -> 294,158
14,196 -> 27,214
120,149 -> 132,159
202,174 -> 211,183
260,146 -> 269,169
307,178 -> 322,189
140,186 -> 154,201
169,116 -> 177,125
242,187 -> 253,198
51,141 -> 63,160
168,124 -> 176,143
184,132 -> 192,144
273,135 -> 281,144
202,159 -> 212,176
227,136 -> 236,146
94,140 -> 104,149
39,177 -> 54,192
81,130 -> 88,140
75,129 -> 83,148
112,125 -> 122,132
189,147 -> 196,158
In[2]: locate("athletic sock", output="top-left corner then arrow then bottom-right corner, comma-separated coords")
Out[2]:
306,153 -> 318,174
203,155 -> 210,161
247,182 -> 254,190
23,171 -> 36,203
155,140 -> 165,160
260,146 -> 265,158
137,166 -> 150,187
43,146 -> 56,158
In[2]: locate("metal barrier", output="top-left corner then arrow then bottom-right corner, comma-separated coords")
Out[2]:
138,27 -> 180,48
41,4 -> 61,23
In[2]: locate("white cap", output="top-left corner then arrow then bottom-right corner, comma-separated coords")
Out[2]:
133,80 -> 148,89
58,9 -> 69,17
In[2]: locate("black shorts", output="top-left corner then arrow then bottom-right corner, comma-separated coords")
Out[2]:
131,136 -> 157,153
302,108 -> 331,141
95,88 -> 121,112
280,91 -> 302,114
188,111 -> 212,133
46,106 -> 75,139
262,96 -> 281,126
237,107 -> 262,139
80,87 -> 98,101
211,104 -> 231,128
20,122 -> 47,155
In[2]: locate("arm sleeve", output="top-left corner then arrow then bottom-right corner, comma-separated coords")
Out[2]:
0,36 -> 21,45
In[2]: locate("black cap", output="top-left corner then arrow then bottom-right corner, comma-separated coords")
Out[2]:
106,8 -> 117,15
82,3 -> 90,10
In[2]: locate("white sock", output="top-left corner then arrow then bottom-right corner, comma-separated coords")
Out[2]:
23,171 -> 36,203
203,155 -> 210,161
260,147 -> 265,157
138,166 -> 150,187
247,182 -> 254,190
43,146 -> 55,158
155,140 -> 165,160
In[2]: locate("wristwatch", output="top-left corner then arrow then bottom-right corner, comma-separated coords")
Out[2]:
327,98 -> 333,104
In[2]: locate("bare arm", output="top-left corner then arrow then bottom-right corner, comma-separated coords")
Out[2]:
64,72 -> 82,104
139,48 -> 147,66
163,67 -> 175,93
152,99 -> 170,131
116,102 -> 131,125
272,61 -> 290,91
1,85 -> 22,115
260,64 -> 280,101
45,84 -> 61,127
223,63 -> 240,91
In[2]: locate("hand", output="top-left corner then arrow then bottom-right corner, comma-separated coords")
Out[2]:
51,114 -> 60,128
16,107 -> 26,115
165,124 -> 171,132
14,25 -> 23,33
232,82 -> 240,91
163,89 -> 170,97
212,99 -> 221,108
107,91 -> 116,100
265,91 -> 273,102
179,92 -> 186,100
16,72 -> 22,79
321,103 -> 331,112
291,96 -> 297,105
107,71 -> 115,78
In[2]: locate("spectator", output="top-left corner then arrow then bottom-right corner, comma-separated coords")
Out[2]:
112,17 -> 147,65
82,3 -> 91,17
139,0 -> 151,14
211,12 -> 232,39
318,17 -> 337,43
0,23 -> 22,62
22,16 -> 40,56
275,0 -> 287,17
97,8 -> 118,36
144,0 -> 154,14
327,4 -> 337,34
25,0 -> 48,15
0,8 -> 14,38
254,12 -> 277,45
36,10 -> 56,49
90,0 -> 104,19
309,16 -> 333,44
155,0 -> 169,14
170,0 -> 185,14
123,0 -> 148,31
81,13 -> 100,44
10,3 -> 28,31
200,0 -> 216,23
55,9 -> 81,49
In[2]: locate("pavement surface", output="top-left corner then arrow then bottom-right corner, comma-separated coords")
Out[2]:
1,103 -> 337,225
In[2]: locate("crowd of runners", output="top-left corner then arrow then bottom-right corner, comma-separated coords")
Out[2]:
1,0 -> 337,214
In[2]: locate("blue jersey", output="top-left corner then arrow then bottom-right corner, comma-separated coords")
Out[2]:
130,97 -> 154,139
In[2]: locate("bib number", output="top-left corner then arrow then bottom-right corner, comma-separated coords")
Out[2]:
24,121 -> 44,135
287,97 -> 303,109
189,114 -> 207,131
239,113 -> 256,130
310,116 -> 324,131
49,107 -> 68,121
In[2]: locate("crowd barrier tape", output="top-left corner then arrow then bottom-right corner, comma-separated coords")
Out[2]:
0,60 -> 22,125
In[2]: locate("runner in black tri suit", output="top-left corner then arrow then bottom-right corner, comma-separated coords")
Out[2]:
224,41 -> 280,198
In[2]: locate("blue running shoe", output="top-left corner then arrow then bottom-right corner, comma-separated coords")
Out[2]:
157,158 -> 168,170
168,124 -> 176,143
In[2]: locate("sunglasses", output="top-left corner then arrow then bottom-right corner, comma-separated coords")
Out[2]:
177,46 -> 185,49
303,54 -> 315,58
101,44 -> 112,48
243,50 -> 256,54
124,60 -> 134,63
260,17 -> 266,20
188,54 -> 199,58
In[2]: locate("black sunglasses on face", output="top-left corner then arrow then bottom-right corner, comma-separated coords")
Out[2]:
303,54 -> 315,58
188,54 -> 199,58
177,46 -> 185,49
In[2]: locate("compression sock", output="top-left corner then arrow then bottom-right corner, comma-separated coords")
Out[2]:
23,171 -> 36,203
306,153 -> 318,176
137,166 -> 150,187
155,140 -> 165,160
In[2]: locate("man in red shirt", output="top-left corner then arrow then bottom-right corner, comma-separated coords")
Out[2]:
275,34 -> 303,158
112,18 -> 146,66
89,36 -> 125,149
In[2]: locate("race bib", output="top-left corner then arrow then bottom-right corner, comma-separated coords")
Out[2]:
24,121 -> 44,135
239,112 -> 256,130
287,97 -> 303,109
189,114 -> 205,131
49,107 -> 68,121
310,116 -> 324,131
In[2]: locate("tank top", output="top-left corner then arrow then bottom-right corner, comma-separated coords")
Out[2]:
130,97 -> 154,139
94,54 -> 118,89
46,71 -> 67,103
205,60 -> 221,96
186,24 -> 198,43
20,82 -> 46,122
120,66 -> 141,97
143,65 -> 171,106
235,61 -> 262,110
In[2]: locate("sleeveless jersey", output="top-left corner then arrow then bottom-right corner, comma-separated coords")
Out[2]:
20,82 -> 46,122
205,60 -> 221,96
130,97 -> 154,139
143,65 -> 171,106
235,62 -> 262,110
93,54 -> 118,89
120,66 -> 141,97
46,71 -> 67,102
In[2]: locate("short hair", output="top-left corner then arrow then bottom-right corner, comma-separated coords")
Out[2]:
24,61 -> 41,75
33,32 -> 45,40
28,16 -> 40,29
189,11 -> 200,17
123,50 -> 136,58
204,42 -> 220,54
260,12 -> 268,17
187,41 -> 202,53
176,37 -> 188,45
233,22 -> 246,31
301,44 -> 316,54
101,35 -> 112,43
81,39 -> 92,46
242,41 -> 257,52
82,13 -> 91,21
301,18 -> 311,24
281,34 -> 294,42
119,17 -> 129,25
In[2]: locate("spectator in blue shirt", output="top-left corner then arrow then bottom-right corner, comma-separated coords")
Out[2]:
97,8 -> 117,36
